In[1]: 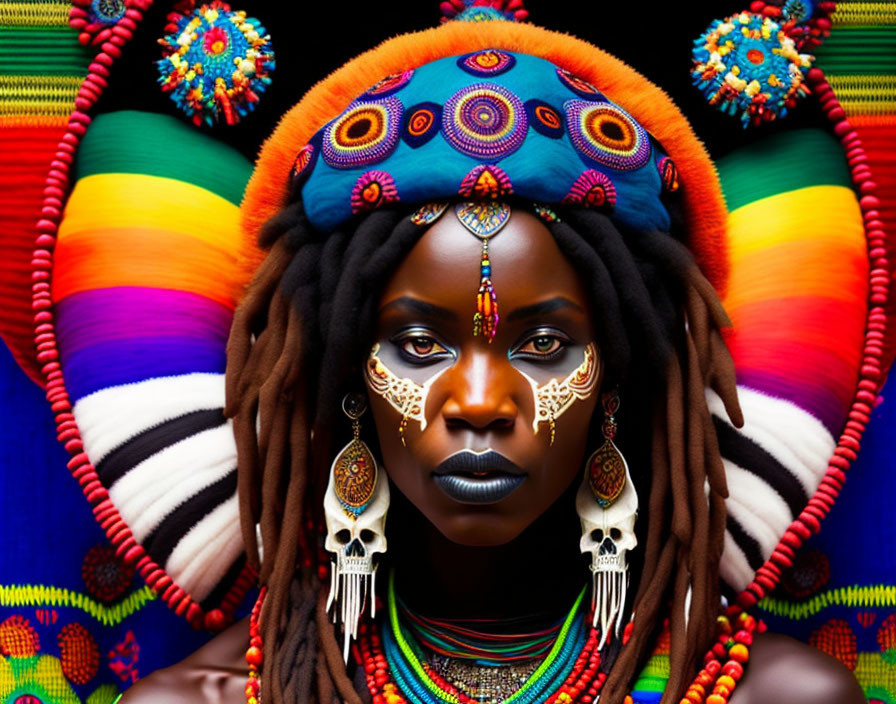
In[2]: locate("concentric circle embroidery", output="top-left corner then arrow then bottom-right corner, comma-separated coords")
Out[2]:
564,100 -> 651,171
361,70 -> 414,99
322,97 -> 403,169
525,99 -> 564,139
402,102 -> 442,149
457,49 -> 516,76
90,0 -> 125,24
442,83 -> 527,161
556,68 -> 604,99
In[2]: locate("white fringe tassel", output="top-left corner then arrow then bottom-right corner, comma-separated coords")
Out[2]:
591,566 -> 628,650
327,557 -> 375,661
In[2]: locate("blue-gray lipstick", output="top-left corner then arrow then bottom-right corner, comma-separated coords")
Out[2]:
431,450 -> 525,504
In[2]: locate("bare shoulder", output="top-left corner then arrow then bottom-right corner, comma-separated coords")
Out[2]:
730,632 -> 864,704
118,617 -> 249,704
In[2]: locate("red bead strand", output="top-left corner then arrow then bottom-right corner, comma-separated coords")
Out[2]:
245,586 -> 266,704
736,63 -> 890,611
31,0 -> 257,630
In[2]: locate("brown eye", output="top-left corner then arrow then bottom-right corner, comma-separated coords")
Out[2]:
408,338 -> 434,355
396,332 -> 452,362
533,336 -> 556,353
511,329 -> 572,361
519,335 -> 562,357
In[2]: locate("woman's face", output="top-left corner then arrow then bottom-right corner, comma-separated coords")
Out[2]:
365,208 -> 600,546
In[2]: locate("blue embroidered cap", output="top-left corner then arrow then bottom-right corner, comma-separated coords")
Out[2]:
293,50 -> 679,234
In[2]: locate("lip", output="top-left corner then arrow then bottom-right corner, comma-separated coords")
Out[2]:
431,450 -> 526,504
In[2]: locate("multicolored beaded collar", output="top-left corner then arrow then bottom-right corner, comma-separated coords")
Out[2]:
246,586 -> 765,704
291,50 -> 679,236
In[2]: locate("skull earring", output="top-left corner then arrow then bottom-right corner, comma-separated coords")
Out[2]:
324,392 -> 390,661
576,391 -> 638,648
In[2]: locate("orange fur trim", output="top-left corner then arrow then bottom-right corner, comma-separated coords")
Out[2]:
241,21 -> 728,294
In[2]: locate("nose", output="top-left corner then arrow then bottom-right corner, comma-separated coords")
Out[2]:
440,350 -> 519,431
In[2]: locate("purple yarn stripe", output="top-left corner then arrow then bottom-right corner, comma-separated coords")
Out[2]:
55,287 -> 233,359
736,370 -> 847,436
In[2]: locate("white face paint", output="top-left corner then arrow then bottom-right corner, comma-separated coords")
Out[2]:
517,343 -> 600,442
365,343 -> 451,443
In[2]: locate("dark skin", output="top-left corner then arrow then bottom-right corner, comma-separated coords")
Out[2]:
122,213 -> 865,703
368,210 -> 597,619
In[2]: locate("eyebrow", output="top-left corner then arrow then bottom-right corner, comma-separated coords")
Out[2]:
378,296 -> 459,321
505,297 -> 584,323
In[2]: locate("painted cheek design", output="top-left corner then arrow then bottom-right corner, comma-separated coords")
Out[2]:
519,343 -> 599,445
365,343 -> 451,446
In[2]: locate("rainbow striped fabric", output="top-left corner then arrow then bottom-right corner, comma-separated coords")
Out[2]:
815,1 -> 896,368
53,110 -> 260,617
712,128 -> 868,593
0,0 -> 90,384
754,5 -> 896,701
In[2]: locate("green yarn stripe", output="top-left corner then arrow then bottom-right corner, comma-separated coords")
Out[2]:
631,653 -> 670,692
759,584 -> 896,620
814,26 -> 896,74
0,27 -> 90,75
716,129 -> 853,212
77,111 -> 254,206
0,584 -> 157,627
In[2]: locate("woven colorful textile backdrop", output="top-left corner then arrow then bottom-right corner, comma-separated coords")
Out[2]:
0,1 -> 90,385
757,373 -> 896,703
0,7 -> 258,697
815,1 -> 896,368
754,5 -> 896,701
52,109 -> 259,625
0,341 -> 214,703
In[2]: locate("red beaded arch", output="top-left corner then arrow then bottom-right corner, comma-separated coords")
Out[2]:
29,0 -> 257,631
736,64 -> 890,608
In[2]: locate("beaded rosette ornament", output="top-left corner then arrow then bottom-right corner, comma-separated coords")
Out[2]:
156,1 -> 274,126
692,11 -> 813,127
439,0 -> 530,23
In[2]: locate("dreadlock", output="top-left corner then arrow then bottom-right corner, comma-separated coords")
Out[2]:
225,197 -> 741,704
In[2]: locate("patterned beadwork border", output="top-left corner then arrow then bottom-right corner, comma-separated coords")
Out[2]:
760,584 -> 896,620
0,584 -> 157,627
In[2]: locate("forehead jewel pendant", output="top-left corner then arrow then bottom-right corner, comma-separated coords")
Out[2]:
454,202 -> 512,343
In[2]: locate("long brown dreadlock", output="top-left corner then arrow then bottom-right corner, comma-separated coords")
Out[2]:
224,198 -> 742,704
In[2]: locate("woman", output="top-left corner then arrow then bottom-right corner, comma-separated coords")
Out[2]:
123,206 -> 862,703
117,6 -> 867,702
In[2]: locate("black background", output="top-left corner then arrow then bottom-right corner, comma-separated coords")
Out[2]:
95,0 -> 826,160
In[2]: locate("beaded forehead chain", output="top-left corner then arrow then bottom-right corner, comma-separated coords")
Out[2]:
411,200 -> 513,342
456,201 -> 512,342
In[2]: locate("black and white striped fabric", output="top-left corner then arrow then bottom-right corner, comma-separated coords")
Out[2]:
709,387 -> 835,593
73,372 -> 245,607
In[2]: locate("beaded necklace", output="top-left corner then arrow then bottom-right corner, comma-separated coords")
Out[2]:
245,586 -> 764,704
383,572 -> 588,704
398,597 -> 563,664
